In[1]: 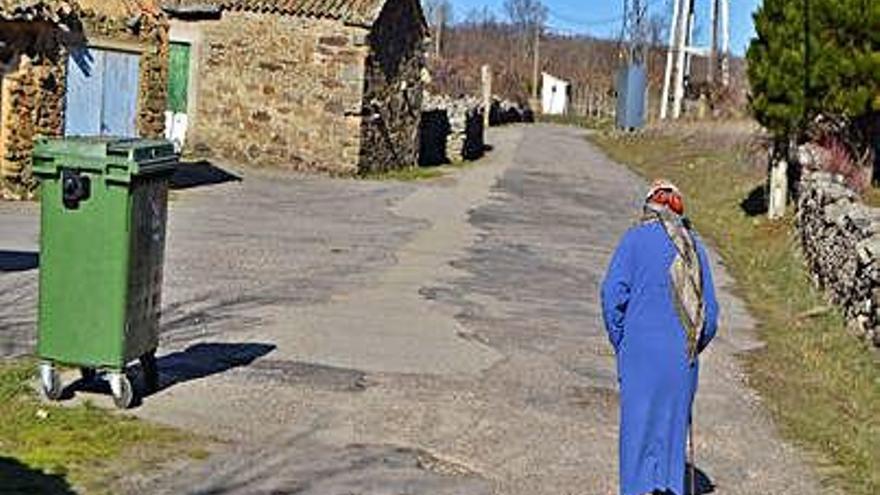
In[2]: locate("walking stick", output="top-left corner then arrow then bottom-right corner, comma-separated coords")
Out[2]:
689,420 -> 697,495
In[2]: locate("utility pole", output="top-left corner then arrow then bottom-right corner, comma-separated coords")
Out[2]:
434,6 -> 444,57
660,0 -> 682,120
721,0 -> 730,86
709,0 -> 718,84
671,0 -> 692,119
661,0 -> 727,119
721,0 -> 730,87
532,23 -> 540,101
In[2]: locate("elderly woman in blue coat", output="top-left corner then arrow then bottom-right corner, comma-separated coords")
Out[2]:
601,180 -> 720,495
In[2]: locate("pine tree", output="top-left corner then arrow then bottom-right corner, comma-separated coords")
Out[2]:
747,0 -> 880,141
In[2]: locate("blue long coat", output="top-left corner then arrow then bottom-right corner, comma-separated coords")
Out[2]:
601,221 -> 719,495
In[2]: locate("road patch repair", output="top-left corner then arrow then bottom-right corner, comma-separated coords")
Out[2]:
0,125 -> 832,493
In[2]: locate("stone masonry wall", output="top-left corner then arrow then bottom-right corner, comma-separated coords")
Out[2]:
186,12 -> 368,174
0,12 -> 169,199
82,10 -> 169,140
797,163 -> 880,347
419,94 -> 484,166
358,0 -> 425,174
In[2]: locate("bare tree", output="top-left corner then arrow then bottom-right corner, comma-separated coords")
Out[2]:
422,0 -> 454,56
503,0 -> 548,34
503,0 -> 547,98
647,12 -> 670,47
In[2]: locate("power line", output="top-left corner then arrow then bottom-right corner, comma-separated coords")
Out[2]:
548,9 -> 624,28
547,0 -> 664,30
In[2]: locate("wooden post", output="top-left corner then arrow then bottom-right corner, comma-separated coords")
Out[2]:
481,64 -> 492,129
434,7 -> 444,57
721,0 -> 730,86
532,24 -> 540,101
768,148 -> 789,220
709,0 -> 718,84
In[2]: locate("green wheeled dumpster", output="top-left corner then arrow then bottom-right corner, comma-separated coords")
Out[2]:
33,137 -> 177,409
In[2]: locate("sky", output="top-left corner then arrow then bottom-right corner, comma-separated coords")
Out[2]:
450,0 -> 761,56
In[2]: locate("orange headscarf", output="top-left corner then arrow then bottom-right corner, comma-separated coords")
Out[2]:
645,179 -> 685,216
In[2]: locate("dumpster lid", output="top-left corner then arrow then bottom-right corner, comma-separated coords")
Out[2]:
33,137 -> 178,180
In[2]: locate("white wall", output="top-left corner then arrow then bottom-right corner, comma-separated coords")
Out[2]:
541,72 -> 569,115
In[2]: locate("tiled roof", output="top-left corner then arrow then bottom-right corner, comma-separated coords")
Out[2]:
0,0 -> 161,21
0,1 -> 76,21
162,0 -> 400,26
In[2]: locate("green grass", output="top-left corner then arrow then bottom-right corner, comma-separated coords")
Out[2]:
0,359 -> 207,494
537,113 -> 614,131
359,166 -> 445,182
359,161 -> 477,182
590,130 -> 880,495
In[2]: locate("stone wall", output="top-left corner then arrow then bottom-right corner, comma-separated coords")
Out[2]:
358,0 -> 425,174
797,164 -> 880,347
184,12 -> 369,174
419,94 -> 484,166
81,10 -> 169,140
489,98 -> 534,126
0,11 -> 169,199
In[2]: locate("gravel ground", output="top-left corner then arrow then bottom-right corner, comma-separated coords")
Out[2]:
0,125 -> 828,494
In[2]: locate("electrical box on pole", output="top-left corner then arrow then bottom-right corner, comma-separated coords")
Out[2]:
615,0 -> 647,130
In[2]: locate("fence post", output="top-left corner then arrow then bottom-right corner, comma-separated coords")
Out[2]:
481,64 -> 492,129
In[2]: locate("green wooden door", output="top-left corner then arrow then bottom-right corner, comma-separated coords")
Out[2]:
167,42 -> 190,114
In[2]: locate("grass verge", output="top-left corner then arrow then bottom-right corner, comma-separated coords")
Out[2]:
589,130 -> 879,495
538,113 -> 614,131
358,161 -> 475,182
0,359 -> 207,494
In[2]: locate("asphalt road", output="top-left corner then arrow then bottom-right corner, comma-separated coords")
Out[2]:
0,125 -> 828,494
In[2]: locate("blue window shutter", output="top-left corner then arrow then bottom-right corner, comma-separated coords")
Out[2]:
101,51 -> 140,137
64,48 -> 104,136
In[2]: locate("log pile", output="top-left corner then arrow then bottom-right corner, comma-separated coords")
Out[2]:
797,165 -> 880,347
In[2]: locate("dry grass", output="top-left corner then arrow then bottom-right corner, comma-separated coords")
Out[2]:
862,187 -> 880,208
590,127 -> 880,495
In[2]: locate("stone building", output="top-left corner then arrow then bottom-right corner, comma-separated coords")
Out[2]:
0,0 -> 169,199
161,0 -> 427,175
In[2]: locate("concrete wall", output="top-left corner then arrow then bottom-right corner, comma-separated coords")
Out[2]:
181,12 -> 370,174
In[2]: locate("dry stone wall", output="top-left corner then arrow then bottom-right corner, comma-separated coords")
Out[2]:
0,11 -> 169,199
419,94 -> 484,166
186,12 -> 369,174
83,12 -> 170,140
797,155 -> 880,346
358,0 -> 425,174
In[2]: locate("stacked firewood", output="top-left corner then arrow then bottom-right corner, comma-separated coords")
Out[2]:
797,166 -> 880,346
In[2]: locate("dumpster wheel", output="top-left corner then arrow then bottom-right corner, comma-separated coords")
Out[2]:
39,362 -> 63,401
109,372 -> 134,409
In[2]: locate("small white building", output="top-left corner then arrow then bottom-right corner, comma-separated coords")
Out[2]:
542,72 -> 570,115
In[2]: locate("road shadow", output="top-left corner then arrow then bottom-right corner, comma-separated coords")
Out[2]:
170,160 -> 241,191
149,342 -> 276,393
0,457 -> 75,494
0,250 -> 39,272
740,184 -> 768,217
67,342 -> 275,407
